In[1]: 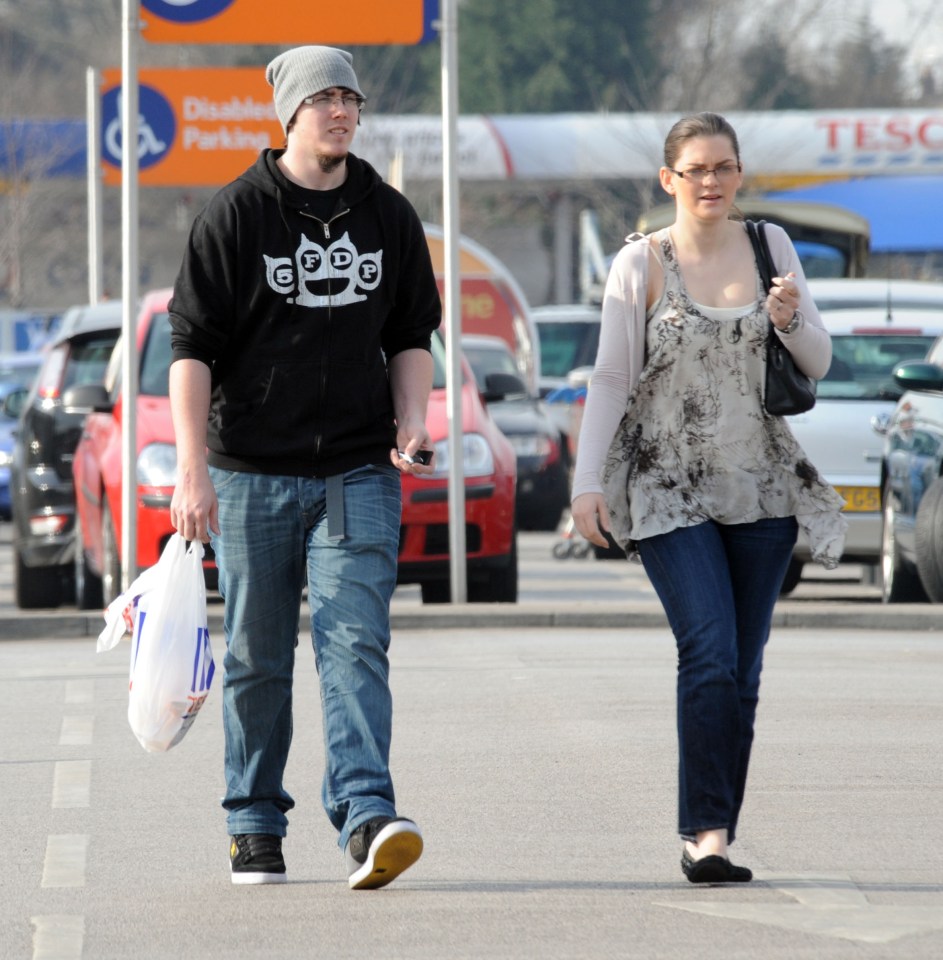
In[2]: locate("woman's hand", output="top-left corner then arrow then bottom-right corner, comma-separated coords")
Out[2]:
571,492 -> 612,548
766,271 -> 802,331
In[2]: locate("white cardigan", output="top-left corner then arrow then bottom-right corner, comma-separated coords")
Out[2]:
571,223 -> 833,502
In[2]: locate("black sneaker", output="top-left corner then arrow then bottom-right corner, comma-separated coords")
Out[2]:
345,816 -> 423,890
230,834 -> 287,885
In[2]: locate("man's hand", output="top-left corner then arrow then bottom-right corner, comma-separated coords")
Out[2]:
170,461 -> 219,543
390,416 -> 436,475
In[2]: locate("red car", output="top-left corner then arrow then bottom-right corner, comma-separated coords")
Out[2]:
71,289 -> 214,607
72,293 -> 517,607
397,332 -> 518,603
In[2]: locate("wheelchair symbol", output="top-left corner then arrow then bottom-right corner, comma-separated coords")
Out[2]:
142,0 -> 237,22
101,85 -> 176,170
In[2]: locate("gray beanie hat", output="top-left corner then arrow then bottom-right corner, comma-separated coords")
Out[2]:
266,46 -> 365,132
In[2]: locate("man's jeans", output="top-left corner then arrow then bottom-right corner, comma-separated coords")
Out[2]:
637,516 -> 798,844
209,464 -> 401,851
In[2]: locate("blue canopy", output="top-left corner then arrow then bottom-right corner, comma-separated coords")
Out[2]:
765,177 -> 943,253
0,120 -> 86,179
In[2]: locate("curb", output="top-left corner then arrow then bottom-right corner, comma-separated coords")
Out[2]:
0,602 -> 939,640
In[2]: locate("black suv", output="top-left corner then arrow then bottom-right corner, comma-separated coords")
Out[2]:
10,301 -> 122,608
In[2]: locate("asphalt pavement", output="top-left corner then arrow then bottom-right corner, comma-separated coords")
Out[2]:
2,519 -> 943,958
2,625 -> 942,959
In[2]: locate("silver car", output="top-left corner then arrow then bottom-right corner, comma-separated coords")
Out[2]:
783,295 -> 943,592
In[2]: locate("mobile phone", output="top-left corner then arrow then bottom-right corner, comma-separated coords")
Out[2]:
399,449 -> 433,465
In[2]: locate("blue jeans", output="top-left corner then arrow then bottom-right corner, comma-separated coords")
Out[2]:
209,464 -> 402,850
637,516 -> 797,845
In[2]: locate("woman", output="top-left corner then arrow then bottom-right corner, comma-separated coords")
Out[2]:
571,113 -> 845,884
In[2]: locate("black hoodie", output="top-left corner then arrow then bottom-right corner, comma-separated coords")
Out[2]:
169,149 -> 441,478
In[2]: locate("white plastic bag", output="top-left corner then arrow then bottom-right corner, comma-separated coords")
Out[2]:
98,533 -> 215,753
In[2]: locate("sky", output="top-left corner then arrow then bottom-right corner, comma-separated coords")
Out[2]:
860,0 -> 941,82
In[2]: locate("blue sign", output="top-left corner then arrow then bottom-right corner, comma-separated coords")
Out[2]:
101,84 -> 176,170
422,0 -> 440,43
141,0 -> 237,22
0,120 -> 85,178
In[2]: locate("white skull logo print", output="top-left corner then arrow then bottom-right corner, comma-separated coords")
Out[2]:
263,232 -> 382,307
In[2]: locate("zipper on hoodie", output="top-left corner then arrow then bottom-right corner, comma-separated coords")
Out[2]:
300,207 -> 350,240
299,207 -> 351,458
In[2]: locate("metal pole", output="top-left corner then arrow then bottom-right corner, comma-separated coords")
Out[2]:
553,193 -> 573,304
120,0 -> 139,591
86,67 -> 104,305
440,0 -> 466,602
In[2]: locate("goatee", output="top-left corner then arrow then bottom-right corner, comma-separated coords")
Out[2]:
317,153 -> 347,174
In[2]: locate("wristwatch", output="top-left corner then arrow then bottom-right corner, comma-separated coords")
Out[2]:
781,310 -> 803,335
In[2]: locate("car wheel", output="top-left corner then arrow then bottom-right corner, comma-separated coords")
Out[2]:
519,477 -> 569,532
74,509 -> 103,611
915,477 -> 943,603
521,503 -> 566,533
881,483 -> 928,603
469,528 -> 518,603
779,557 -> 804,595
14,548 -> 64,609
101,500 -> 122,606
420,580 -> 451,604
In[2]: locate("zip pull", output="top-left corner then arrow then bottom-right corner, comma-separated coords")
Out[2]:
323,208 -> 351,241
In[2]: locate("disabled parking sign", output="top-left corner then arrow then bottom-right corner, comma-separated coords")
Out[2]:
101,68 -> 282,187
140,0 -> 430,44
102,84 -> 176,171
142,0 -> 237,22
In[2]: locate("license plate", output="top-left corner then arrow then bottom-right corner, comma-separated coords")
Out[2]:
834,485 -> 880,512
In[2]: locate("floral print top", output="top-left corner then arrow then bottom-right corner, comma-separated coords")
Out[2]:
601,228 -> 846,567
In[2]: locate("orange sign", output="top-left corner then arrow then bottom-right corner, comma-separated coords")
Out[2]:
101,68 -> 282,187
140,0 -> 426,44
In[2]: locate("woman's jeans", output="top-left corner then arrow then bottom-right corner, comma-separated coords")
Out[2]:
637,516 -> 798,844
209,464 -> 402,851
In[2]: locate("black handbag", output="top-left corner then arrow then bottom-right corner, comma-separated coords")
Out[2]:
745,219 -> 816,417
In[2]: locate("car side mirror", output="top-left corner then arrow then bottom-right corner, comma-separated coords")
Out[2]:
482,372 -> 528,402
892,361 -> 943,394
61,383 -> 113,413
2,387 -> 27,420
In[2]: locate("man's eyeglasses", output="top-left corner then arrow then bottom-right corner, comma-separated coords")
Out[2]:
301,94 -> 365,111
668,163 -> 741,183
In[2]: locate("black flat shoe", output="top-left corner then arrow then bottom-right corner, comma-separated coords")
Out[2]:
681,847 -> 753,884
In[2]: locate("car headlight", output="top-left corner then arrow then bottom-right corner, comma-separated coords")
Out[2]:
506,433 -> 554,459
0,449 -> 11,468
137,443 -> 177,487
430,433 -> 495,478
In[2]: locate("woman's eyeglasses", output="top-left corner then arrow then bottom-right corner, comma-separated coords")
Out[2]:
668,163 -> 742,183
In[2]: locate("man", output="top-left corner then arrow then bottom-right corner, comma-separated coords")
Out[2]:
168,45 -> 440,889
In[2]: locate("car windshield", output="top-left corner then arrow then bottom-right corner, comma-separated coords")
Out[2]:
819,334 -> 937,400
462,343 -> 519,385
814,297 -> 943,311
793,241 -> 847,279
536,321 -> 600,379
57,336 -> 117,397
140,312 -> 173,397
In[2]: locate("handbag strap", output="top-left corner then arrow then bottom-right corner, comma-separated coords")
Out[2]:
745,219 -> 783,348
745,219 -> 775,293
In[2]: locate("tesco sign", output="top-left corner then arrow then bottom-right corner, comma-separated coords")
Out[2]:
816,115 -> 943,152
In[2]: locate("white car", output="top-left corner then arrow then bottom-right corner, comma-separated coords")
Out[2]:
783,297 -> 943,592
532,303 -> 601,397
532,303 -> 601,453
807,277 -> 943,312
